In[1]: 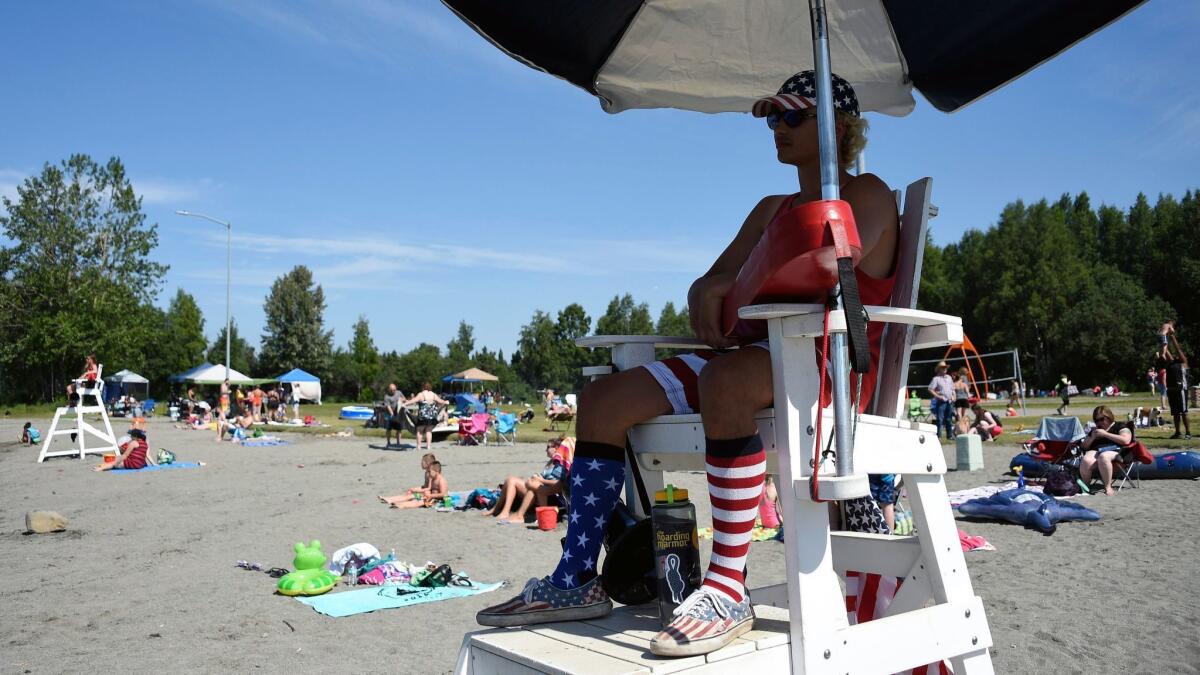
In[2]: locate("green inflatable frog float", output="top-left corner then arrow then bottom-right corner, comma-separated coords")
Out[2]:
276,540 -> 340,596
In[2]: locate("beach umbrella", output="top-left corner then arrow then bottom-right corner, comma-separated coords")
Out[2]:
441,0 -> 1144,475
442,0 -> 1143,116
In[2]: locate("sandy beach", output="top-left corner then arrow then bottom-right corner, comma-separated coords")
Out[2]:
2,415 -> 1198,674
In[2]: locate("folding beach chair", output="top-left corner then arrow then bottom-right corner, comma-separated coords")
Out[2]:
1023,416 -> 1087,464
492,412 -> 517,445
1113,440 -> 1154,492
546,393 -> 576,431
457,413 -> 490,445
143,399 -> 156,417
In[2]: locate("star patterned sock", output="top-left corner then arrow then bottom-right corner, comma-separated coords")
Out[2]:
702,434 -> 766,603
549,440 -> 626,590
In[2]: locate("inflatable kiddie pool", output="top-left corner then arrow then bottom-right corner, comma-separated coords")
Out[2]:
339,405 -> 374,420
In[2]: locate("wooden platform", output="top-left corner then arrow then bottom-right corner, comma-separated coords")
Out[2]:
456,603 -> 791,675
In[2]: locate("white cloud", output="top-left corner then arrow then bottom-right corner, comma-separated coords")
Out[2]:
207,0 -> 519,72
135,177 -> 217,204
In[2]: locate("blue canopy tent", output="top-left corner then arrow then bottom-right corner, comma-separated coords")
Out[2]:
277,368 -> 322,403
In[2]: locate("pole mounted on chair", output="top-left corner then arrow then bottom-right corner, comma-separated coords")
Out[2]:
808,0 -> 871,480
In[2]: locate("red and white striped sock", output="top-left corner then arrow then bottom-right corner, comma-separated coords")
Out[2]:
702,435 -> 766,603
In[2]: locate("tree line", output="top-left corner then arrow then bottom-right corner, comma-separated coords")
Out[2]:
3,154 -> 1192,403
919,190 -> 1198,388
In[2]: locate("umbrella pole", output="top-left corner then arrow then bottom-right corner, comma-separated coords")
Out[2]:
809,0 -> 856,478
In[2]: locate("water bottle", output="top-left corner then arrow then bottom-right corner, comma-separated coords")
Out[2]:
347,561 -> 358,586
389,548 -> 396,562
651,484 -> 700,626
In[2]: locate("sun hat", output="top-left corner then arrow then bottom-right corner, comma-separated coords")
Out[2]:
752,70 -> 860,118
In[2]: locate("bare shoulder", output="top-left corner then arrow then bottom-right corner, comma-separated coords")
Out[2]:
745,194 -> 789,230
842,173 -> 895,211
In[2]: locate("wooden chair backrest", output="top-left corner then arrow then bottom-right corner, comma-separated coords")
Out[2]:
871,178 -> 935,419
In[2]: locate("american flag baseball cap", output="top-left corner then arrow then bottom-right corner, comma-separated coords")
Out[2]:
752,70 -> 860,118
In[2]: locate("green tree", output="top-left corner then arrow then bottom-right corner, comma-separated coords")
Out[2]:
654,301 -> 692,359
596,293 -> 655,336
349,316 -> 380,400
445,321 -> 475,375
156,289 -> 207,378
0,154 -> 167,401
514,310 -> 564,391
395,343 -> 445,395
259,265 -> 333,379
206,320 -> 257,376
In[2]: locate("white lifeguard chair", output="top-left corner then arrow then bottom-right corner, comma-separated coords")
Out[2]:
38,364 -> 120,462
457,179 -> 995,674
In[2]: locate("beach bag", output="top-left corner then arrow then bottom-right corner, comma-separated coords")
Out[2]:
414,564 -> 453,588
156,448 -> 176,465
1044,468 -> 1079,497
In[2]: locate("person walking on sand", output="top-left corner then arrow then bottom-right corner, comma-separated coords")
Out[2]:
476,71 -> 900,657
927,362 -> 955,441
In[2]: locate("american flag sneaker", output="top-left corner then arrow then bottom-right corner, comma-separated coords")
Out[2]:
650,587 -> 755,657
476,575 -> 612,627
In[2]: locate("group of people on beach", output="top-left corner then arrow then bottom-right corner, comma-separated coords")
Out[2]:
927,362 -> 1006,441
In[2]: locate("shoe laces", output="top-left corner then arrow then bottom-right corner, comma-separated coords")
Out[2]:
520,577 -> 540,603
672,587 -> 729,621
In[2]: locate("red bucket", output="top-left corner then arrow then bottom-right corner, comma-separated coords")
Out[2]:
535,506 -> 558,531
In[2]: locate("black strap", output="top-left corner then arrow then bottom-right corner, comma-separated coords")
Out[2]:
624,437 -> 652,515
837,257 -> 872,374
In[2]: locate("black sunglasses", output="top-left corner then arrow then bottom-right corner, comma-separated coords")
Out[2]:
766,109 -> 817,130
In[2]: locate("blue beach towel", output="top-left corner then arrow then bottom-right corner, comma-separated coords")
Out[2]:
296,581 -> 504,617
241,438 -> 291,447
110,461 -> 203,474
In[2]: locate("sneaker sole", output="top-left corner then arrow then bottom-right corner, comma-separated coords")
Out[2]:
476,599 -> 613,627
650,617 -> 754,657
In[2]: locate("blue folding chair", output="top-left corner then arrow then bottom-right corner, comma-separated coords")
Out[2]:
143,399 -> 156,416
493,412 -> 518,445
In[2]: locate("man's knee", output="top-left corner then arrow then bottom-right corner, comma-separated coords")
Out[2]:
697,355 -> 771,416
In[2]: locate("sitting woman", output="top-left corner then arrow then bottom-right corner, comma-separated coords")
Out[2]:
968,403 -> 1003,441
488,436 -> 574,524
93,429 -> 153,471
1079,405 -> 1133,496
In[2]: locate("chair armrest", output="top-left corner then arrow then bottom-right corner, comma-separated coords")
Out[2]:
576,335 -> 716,370
575,335 -> 714,350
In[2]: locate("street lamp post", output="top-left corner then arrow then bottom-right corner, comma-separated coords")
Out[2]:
176,210 -> 232,382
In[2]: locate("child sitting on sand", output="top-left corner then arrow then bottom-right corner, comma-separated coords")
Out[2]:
93,429 -> 153,471
20,422 -> 41,446
389,461 -> 448,509
379,453 -> 439,507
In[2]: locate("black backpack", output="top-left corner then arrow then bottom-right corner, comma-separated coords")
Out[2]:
1044,468 -> 1079,497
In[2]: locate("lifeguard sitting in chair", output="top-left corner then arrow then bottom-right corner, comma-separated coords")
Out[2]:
478,71 -> 898,656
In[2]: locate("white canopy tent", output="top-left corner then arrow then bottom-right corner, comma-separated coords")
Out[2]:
173,364 -> 254,385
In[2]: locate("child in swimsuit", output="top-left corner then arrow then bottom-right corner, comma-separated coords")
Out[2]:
379,453 -> 438,506
93,429 -> 152,471
389,461 -> 448,510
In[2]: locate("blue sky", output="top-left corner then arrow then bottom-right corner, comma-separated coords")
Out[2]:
2,1 -> 1197,364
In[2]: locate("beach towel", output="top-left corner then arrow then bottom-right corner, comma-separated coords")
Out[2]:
110,462 -> 203,474
296,581 -> 504,617
241,437 -> 290,447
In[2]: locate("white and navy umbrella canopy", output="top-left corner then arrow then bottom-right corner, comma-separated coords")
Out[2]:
442,0 -> 1144,115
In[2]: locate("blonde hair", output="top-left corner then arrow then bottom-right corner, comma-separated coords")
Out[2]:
838,111 -> 868,170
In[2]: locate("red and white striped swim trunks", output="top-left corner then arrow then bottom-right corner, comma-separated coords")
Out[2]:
641,343 -> 769,415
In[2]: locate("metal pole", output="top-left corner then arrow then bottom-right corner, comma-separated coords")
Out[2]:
1014,348 -> 1026,415
225,222 -> 231,382
809,0 -> 855,477
175,210 -> 233,381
